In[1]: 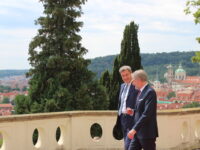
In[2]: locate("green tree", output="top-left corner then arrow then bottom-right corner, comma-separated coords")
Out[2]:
22,86 -> 27,92
14,84 -> 20,91
89,51 -> 200,81
15,0 -> 108,113
100,70 -> 111,92
185,0 -> 200,62
101,21 -> 143,110
109,57 -> 121,110
90,81 -> 109,110
183,102 -> 200,108
0,86 -> 12,93
1,97 -> 10,104
14,95 -> 31,114
119,22 -> 142,69
192,51 -> 200,63
167,92 -> 176,100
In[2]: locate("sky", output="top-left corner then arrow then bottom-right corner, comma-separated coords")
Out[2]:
0,0 -> 199,69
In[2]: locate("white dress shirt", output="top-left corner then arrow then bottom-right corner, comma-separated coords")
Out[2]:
121,83 -> 131,114
139,83 -> 148,95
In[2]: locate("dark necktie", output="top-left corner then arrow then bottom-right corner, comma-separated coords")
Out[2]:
118,84 -> 128,115
137,90 -> 141,101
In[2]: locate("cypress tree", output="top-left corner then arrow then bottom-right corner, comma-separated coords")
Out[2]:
109,56 -> 121,110
102,21 -> 143,110
100,70 -> 111,92
119,22 -> 142,69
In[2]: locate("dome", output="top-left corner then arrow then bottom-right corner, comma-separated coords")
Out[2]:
175,64 -> 185,74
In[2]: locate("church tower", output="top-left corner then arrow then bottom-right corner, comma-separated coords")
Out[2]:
164,64 -> 174,85
153,70 -> 161,91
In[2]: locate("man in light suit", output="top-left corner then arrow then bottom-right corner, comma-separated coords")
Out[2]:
127,69 -> 158,150
114,66 -> 139,150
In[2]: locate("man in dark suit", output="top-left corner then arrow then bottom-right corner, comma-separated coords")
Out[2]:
114,66 -> 138,150
127,69 -> 158,150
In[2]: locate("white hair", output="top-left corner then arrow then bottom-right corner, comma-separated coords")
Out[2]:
132,69 -> 148,82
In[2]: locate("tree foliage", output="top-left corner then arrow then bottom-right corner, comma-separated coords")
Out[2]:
14,95 -> 31,114
15,0 -> 108,113
89,51 -> 200,82
167,92 -> 176,100
1,97 -> 10,104
101,21 -> 143,110
0,86 -> 12,93
100,70 -> 111,92
185,0 -> 200,63
183,102 -> 200,108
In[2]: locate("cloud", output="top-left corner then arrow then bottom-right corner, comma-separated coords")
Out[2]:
139,32 -> 200,53
80,0 -> 199,59
0,0 -> 43,25
81,0 -> 196,37
0,28 -> 37,39
0,0 -> 199,69
0,0 -> 42,13
82,32 -> 121,59
0,28 -> 37,69
92,0 -> 192,21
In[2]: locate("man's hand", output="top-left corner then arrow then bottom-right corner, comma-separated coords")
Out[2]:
127,129 -> 136,139
126,107 -> 134,116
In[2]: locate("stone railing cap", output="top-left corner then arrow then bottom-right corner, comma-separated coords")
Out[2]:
0,108 -> 200,122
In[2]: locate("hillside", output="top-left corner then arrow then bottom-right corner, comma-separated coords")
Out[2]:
88,51 -> 200,82
0,51 -> 199,82
0,70 -> 28,78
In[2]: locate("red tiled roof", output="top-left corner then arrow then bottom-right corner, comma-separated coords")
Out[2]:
0,92 -> 18,97
157,103 -> 185,110
0,104 -> 13,108
174,76 -> 200,84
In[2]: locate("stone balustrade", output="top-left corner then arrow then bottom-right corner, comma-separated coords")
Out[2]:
0,108 -> 200,150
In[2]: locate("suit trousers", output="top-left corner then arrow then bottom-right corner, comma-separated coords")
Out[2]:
120,114 -> 131,150
128,135 -> 156,150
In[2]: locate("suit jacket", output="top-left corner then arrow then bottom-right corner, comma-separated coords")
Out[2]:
132,84 -> 159,139
114,83 -> 138,134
